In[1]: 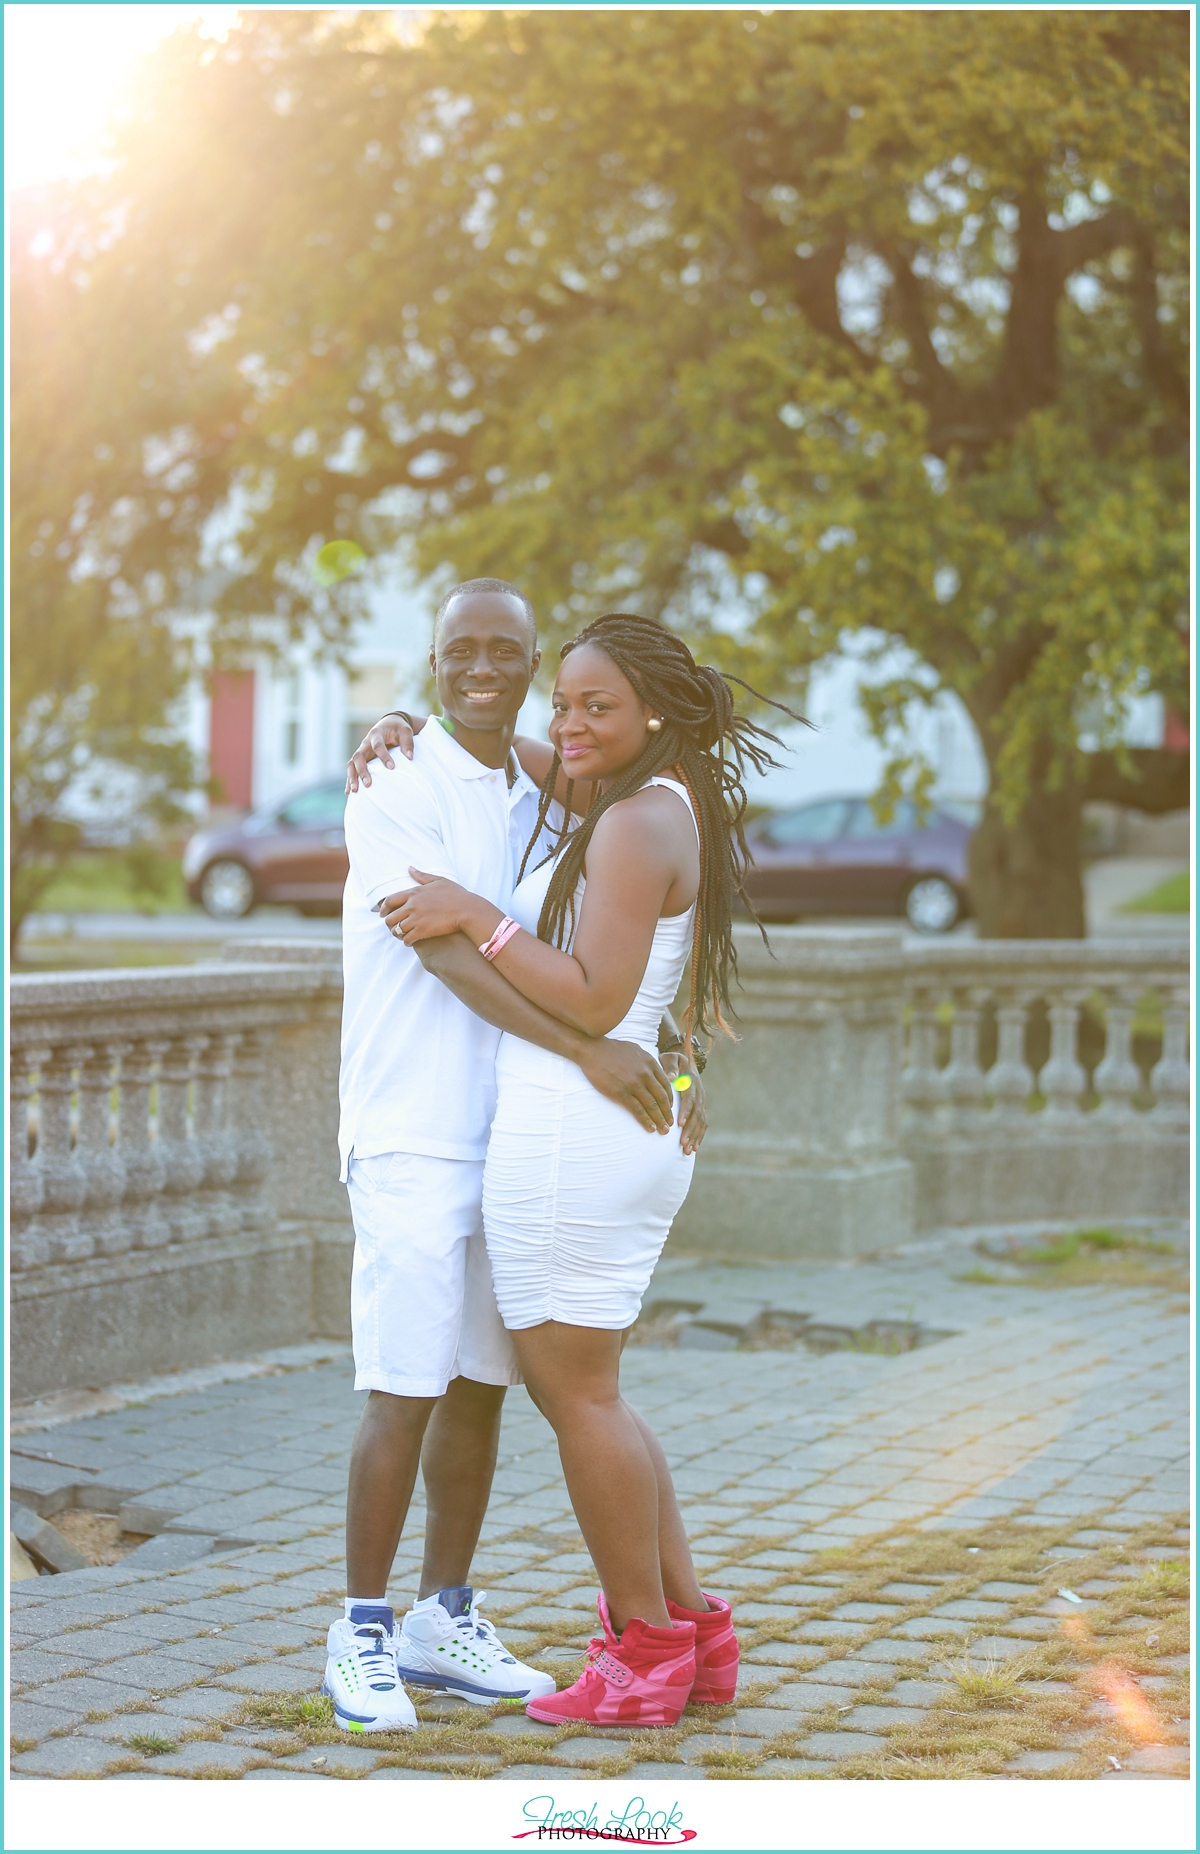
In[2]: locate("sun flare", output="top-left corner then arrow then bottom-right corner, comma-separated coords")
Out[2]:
4,3 -> 237,191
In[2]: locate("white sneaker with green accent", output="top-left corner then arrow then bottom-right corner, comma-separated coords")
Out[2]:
322,1603 -> 417,1733
396,1585 -> 556,1706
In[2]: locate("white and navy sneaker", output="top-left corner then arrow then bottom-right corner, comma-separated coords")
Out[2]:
396,1585 -> 556,1707
322,1602 -> 417,1734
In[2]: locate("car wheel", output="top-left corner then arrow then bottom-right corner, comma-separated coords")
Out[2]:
199,859 -> 256,919
904,875 -> 961,933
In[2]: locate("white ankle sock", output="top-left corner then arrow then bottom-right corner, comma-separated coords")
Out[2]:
344,1596 -> 387,1620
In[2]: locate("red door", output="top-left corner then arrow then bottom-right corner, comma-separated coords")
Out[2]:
209,670 -> 255,808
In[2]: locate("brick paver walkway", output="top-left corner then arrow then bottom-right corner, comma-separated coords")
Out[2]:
9,1228 -> 1190,1781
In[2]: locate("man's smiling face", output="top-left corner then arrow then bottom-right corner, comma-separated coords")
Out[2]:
431,591 -> 539,741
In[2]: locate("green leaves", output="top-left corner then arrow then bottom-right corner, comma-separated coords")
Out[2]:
10,8 -> 1189,936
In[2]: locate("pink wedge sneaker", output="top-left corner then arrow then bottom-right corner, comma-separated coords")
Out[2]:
525,1594 -> 696,1727
666,1592 -> 738,1703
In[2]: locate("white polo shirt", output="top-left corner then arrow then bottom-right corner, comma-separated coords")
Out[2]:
339,718 -> 554,1177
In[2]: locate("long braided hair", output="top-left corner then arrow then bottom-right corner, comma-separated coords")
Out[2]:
517,612 -> 808,1049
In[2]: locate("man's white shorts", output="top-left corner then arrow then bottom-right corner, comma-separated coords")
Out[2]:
347,1151 -> 520,1397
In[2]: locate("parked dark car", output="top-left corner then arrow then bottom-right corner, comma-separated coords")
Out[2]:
741,795 -> 974,933
183,778 -> 348,918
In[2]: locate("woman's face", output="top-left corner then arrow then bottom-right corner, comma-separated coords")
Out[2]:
549,644 -> 656,785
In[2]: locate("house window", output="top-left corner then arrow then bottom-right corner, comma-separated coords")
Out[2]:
282,668 -> 303,766
345,664 -> 397,769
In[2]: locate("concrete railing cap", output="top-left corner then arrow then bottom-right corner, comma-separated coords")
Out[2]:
221,938 -> 343,967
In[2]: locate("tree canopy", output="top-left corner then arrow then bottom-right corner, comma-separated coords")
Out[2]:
12,7 -> 1189,935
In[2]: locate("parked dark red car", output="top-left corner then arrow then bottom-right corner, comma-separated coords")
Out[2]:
741,795 -> 974,932
184,779 -> 972,931
183,778 -> 348,918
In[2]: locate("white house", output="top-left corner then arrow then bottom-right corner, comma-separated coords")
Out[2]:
177,581 -> 1175,829
178,575 -> 442,818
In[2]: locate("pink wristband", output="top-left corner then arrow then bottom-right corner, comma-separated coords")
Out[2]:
479,917 -> 521,961
477,916 -> 510,957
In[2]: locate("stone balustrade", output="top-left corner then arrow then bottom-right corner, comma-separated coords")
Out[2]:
671,926 -> 1189,1258
10,949 -> 346,1402
9,929 -> 1189,1399
671,928 -> 916,1259
897,939 -> 1190,1232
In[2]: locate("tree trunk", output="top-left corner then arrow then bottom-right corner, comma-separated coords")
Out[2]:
966,743 -> 1190,939
968,781 -> 1086,939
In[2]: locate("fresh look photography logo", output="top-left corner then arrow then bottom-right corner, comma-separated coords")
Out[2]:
514,1794 -> 697,1845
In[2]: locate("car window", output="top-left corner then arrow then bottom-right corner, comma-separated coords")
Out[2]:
761,800 -> 849,845
844,798 -> 920,839
277,783 -> 348,829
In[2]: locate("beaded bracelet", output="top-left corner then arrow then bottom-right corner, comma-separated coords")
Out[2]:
479,917 -> 521,961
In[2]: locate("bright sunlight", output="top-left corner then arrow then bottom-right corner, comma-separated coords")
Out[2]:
4,3 -> 237,191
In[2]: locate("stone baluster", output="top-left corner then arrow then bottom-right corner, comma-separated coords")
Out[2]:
76,1042 -> 129,1257
156,1035 -> 207,1242
117,1038 -> 170,1247
37,1044 -> 95,1263
941,989 -> 988,1124
10,1048 -> 48,1271
193,1031 -> 242,1238
985,992 -> 1035,1119
1093,988 -> 1143,1118
1149,987 -> 1190,1126
900,988 -> 944,1120
1038,991 -> 1089,1117
229,1028 -> 274,1231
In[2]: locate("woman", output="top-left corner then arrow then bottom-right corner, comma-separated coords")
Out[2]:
380,613 -> 787,1727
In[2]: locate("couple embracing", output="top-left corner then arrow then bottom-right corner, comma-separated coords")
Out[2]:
325,579 -> 784,1736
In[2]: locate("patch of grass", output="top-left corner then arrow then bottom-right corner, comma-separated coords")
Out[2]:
31,848 -> 188,917
1024,1227 -> 1174,1264
939,1651 -> 1036,1709
698,1746 -> 760,1772
171,1762 -> 250,1781
961,1228 -> 1187,1293
1137,1560 -> 1189,1602
818,1515 -> 1191,1781
126,1733 -> 178,1756
849,1324 -> 920,1357
224,1512 -> 1189,1783
691,1677 -> 776,1721
232,1694 -> 318,1733
1120,869 -> 1189,914
10,1738 -> 37,1754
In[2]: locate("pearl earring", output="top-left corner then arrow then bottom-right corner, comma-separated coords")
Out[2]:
647,717 -> 663,733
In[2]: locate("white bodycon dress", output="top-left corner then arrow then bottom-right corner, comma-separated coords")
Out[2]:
482,777 -> 698,1331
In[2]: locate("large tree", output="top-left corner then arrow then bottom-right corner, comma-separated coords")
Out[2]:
10,185 -> 197,947
13,8 -> 1189,935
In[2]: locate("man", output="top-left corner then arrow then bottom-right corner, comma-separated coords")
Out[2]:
326,578 -> 702,1733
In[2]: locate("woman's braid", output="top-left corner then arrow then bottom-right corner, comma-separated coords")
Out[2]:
520,612 -> 806,1049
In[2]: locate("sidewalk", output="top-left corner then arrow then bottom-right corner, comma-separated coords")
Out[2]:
1084,857 -> 1189,940
18,850 -> 1188,959
9,1228 -> 1190,1782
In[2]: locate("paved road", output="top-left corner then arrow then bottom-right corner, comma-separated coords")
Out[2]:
18,851 -> 1188,956
9,1230 -> 1190,1781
